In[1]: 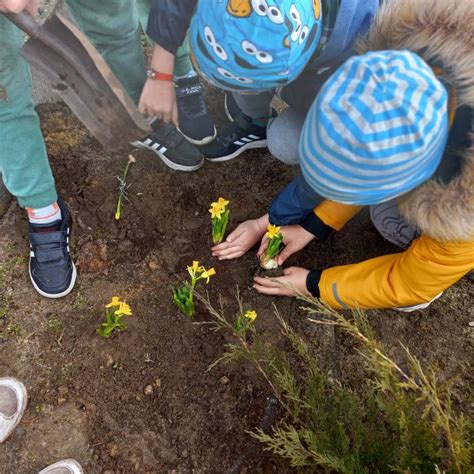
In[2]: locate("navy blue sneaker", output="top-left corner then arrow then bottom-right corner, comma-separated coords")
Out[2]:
28,199 -> 76,298
175,75 -> 216,145
132,121 -> 204,172
199,112 -> 269,162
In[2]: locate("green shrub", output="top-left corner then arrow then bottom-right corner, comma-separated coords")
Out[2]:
198,292 -> 472,473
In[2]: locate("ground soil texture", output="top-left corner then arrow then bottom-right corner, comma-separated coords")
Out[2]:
0,91 -> 473,473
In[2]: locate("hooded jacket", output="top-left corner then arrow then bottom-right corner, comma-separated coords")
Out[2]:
271,0 -> 474,309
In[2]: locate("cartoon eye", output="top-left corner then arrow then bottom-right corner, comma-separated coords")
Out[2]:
214,44 -> 228,61
236,76 -> 253,84
299,26 -> 309,43
217,67 -> 234,79
242,40 -> 258,56
267,6 -> 284,24
204,26 -> 215,45
257,51 -> 273,64
251,0 -> 268,16
289,4 -> 301,22
204,26 -> 228,60
291,23 -> 302,42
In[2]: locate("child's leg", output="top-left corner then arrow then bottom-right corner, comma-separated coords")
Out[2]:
232,91 -> 274,122
267,107 -> 305,165
369,200 -> 418,250
0,17 -> 75,298
65,0 -> 147,105
0,16 -> 57,210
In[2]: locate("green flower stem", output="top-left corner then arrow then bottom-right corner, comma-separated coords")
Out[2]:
211,209 -> 229,244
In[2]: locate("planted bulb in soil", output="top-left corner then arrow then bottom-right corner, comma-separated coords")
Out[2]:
259,253 -> 279,270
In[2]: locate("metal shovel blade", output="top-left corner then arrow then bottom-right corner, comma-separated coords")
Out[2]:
11,11 -> 151,150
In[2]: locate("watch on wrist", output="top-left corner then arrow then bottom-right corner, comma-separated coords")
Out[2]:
146,68 -> 174,82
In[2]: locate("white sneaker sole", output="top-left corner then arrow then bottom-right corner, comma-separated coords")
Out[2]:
179,126 -> 217,146
206,139 -> 267,162
224,94 -> 236,122
131,141 -> 204,172
39,459 -> 84,474
0,377 -> 28,443
29,262 -> 77,299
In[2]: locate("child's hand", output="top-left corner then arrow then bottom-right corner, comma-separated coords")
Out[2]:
0,0 -> 38,15
257,224 -> 315,266
139,79 -> 178,126
212,214 -> 269,260
253,267 -> 310,297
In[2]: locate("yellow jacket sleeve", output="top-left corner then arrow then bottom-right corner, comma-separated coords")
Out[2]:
314,200 -> 362,231
318,236 -> 474,309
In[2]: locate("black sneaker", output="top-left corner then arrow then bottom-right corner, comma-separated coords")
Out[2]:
199,112 -> 269,162
29,199 -> 76,298
132,121 -> 204,172
175,75 -> 216,145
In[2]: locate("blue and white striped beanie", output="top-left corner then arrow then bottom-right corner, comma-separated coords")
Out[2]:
299,50 -> 449,205
190,0 -> 322,92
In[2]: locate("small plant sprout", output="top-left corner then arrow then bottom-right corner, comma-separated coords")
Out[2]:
209,197 -> 230,244
172,261 -> 216,317
97,296 -> 133,338
260,224 -> 283,270
234,309 -> 257,333
115,154 -> 136,221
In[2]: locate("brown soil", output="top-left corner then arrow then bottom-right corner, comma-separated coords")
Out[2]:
0,91 -> 472,473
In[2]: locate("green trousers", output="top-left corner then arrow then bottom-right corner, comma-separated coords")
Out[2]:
0,0 -> 192,209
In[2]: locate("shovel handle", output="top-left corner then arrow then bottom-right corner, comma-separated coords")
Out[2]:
3,11 -> 43,39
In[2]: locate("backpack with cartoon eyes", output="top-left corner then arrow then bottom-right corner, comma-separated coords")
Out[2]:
190,0 -> 323,92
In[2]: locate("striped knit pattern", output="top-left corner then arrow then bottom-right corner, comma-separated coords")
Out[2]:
299,50 -> 449,205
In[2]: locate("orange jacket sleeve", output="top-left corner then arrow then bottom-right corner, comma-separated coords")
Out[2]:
314,200 -> 362,231
317,236 -> 474,309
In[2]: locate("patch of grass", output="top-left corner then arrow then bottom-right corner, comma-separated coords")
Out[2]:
46,315 -> 63,334
0,255 -> 27,288
200,291 -> 472,473
0,298 -> 8,319
35,403 -> 44,416
72,291 -> 88,311
7,321 -> 22,337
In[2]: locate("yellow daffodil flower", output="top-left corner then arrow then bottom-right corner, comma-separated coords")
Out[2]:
244,310 -> 257,322
115,301 -> 132,316
265,224 -> 282,240
216,197 -> 229,209
209,204 -> 224,220
105,296 -> 121,308
201,267 -> 216,283
187,260 -> 200,279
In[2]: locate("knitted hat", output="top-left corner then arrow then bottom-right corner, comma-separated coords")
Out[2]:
299,50 -> 449,205
190,0 -> 322,92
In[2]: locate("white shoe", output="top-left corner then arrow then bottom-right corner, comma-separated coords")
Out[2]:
38,459 -> 84,474
0,377 -> 27,443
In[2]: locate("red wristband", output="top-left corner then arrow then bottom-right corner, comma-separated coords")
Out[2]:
146,68 -> 173,81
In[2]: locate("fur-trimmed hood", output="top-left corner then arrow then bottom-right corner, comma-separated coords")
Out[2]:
355,0 -> 474,242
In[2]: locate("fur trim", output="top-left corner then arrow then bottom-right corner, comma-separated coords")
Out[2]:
398,148 -> 474,242
356,0 -> 474,241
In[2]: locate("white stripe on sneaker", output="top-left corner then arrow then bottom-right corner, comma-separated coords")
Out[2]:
248,134 -> 260,140
240,137 -> 252,143
158,146 -> 168,154
234,140 -> 245,146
